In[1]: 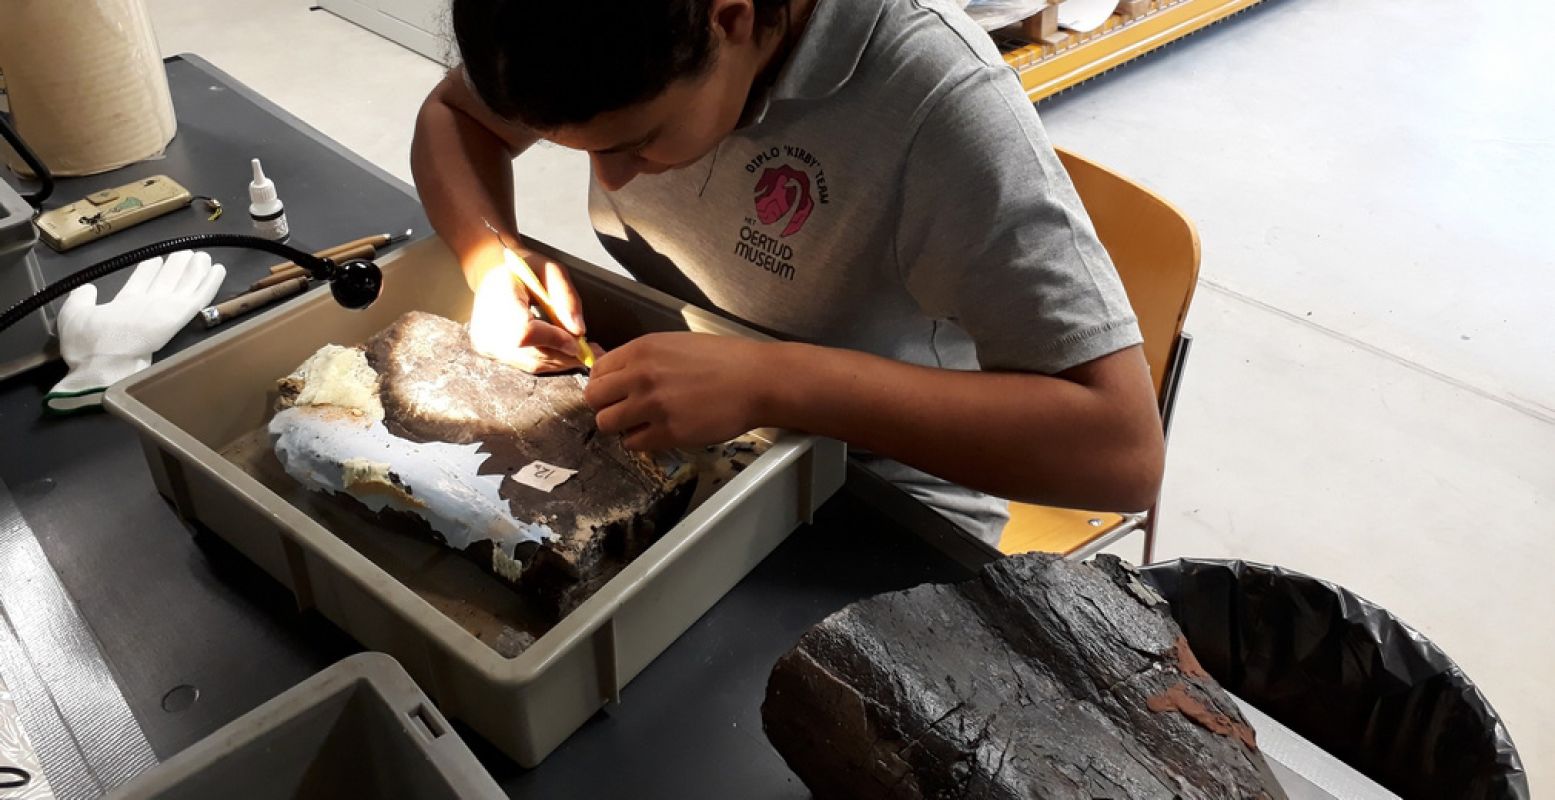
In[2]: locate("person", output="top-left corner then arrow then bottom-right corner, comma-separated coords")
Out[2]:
410,0 -> 1164,545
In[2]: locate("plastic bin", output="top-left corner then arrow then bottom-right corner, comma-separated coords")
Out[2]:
1139,558 -> 1529,800
104,237 -> 847,766
108,653 -> 503,799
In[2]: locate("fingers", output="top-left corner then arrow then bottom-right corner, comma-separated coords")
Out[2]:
524,349 -> 585,375
543,260 -> 585,336
588,336 -> 644,378
119,256 -> 163,296
148,250 -> 193,295
516,320 -> 580,355
191,262 -> 227,308
496,342 -> 582,374
590,362 -> 664,435
57,284 -> 98,334
506,248 -> 586,335
529,339 -> 601,374
469,266 -> 589,374
172,252 -> 214,297
620,425 -> 669,452
595,396 -> 655,436
581,369 -> 631,410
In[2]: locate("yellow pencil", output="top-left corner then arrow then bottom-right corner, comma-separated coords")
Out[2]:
502,248 -> 594,369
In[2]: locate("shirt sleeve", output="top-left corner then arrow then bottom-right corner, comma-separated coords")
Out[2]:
894,66 -> 1142,375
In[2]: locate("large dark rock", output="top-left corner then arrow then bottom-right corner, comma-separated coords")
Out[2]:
363,311 -> 691,610
277,311 -> 693,625
763,553 -> 1286,799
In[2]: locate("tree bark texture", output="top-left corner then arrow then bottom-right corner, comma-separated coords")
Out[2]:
763,553 -> 1286,799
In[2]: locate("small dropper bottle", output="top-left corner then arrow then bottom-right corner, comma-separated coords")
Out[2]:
248,158 -> 289,241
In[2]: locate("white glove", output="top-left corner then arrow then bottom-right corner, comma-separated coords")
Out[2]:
45,251 -> 226,414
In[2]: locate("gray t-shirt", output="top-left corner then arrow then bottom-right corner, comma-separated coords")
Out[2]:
588,0 -> 1141,544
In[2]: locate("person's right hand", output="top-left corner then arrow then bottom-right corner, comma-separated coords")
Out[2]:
465,241 -> 590,374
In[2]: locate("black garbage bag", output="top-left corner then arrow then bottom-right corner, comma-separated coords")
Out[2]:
1139,558 -> 1529,800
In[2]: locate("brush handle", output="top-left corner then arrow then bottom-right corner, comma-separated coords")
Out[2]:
253,243 -> 377,289
201,277 -> 309,328
267,235 -> 390,274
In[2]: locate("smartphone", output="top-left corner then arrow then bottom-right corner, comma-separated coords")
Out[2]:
35,175 -> 193,251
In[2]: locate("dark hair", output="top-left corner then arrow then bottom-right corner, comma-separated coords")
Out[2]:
453,0 -> 790,130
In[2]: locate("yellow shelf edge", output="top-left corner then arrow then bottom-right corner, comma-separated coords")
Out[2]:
1004,0 -> 1269,101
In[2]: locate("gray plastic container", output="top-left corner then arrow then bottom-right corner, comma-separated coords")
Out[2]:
0,176 -> 55,379
104,237 -> 847,766
108,652 -> 504,799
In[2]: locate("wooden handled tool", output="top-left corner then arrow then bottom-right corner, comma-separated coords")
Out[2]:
201,277 -> 309,328
267,232 -> 403,274
257,229 -> 412,290
261,242 -> 352,277
251,242 -> 377,290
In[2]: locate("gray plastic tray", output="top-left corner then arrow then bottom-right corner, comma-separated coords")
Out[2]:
0,176 -> 55,379
108,652 -> 504,799
105,237 -> 847,766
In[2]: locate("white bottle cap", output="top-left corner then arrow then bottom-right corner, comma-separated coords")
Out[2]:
249,158 -> 279,207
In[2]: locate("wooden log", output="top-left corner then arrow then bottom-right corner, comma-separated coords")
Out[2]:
367,312 -> 697,617
763,553 -> 1287,799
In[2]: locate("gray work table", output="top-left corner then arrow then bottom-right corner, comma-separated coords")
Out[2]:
0,55 -> 994,797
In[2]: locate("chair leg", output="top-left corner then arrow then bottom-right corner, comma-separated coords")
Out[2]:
1140,504 -> 1159,564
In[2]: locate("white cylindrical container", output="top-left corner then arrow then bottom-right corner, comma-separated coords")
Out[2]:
0,0 -> 178,176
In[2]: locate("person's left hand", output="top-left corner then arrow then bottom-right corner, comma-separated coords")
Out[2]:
583,333 -> 777,451
467,256 -> 589,374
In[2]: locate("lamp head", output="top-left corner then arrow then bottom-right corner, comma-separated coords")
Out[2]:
329,258 -> 383,309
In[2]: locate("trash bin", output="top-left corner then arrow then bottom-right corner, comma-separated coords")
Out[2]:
1139,558 -> 1529,800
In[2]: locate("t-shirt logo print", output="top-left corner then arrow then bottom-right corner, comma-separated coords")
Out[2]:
753,165 -> 814,238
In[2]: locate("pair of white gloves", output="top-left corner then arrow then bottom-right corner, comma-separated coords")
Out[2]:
45,251 -> 225,414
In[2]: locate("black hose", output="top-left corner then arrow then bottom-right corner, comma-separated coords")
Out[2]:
0,765 -> 29,789
0,113 -> 54,207
0,234 -> 337,335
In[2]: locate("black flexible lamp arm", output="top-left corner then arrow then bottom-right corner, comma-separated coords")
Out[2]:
0,233 -> 383,335
0,114 -> 54,207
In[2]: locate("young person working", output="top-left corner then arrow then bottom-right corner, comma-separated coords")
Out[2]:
410,0 -> 1164,544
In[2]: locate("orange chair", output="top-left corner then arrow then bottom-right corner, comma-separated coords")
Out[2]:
997,148 -> 1201,563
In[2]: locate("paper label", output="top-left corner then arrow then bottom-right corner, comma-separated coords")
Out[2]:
510,461 -> 578,493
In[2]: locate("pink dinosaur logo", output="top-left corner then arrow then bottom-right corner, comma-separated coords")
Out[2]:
753,165 -> 814,238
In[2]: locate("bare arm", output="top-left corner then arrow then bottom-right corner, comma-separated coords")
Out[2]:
588,336 -> 1165,512
766,343 -> 1164,511
410,68 -> 540,288
411,69 -> 586,370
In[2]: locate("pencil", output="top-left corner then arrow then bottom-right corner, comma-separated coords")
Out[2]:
502,247 -> 595,369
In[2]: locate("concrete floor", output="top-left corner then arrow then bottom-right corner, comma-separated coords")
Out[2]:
146,0 -> 1552,791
